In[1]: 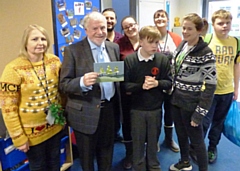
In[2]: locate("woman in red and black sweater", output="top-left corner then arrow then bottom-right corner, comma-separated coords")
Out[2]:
116,16 -> 139,170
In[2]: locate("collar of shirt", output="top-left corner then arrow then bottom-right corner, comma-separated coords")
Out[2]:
137,47 -> 154,62
87,37 -> 107,62
87,37 -> 106,50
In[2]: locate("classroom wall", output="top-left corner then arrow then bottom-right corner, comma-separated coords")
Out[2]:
0,0 -> 54,75
101,0 -> 129,33
112,0 -> 130,33
168,0 -> 202,29
0,0 -> 203,75
127,0 -> 202,31
101,0 -> 112,11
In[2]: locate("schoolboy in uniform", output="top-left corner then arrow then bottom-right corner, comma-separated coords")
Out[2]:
124,25 -> 171,171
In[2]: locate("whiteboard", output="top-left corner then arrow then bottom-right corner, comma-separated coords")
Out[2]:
138,0 -> 165,29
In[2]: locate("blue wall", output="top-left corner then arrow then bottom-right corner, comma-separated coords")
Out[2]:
112,0 -> 130,33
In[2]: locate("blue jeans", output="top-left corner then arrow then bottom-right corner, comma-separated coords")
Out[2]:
172,105 -> 208,171
26,131 -> 62,171
202,93 -> 233,149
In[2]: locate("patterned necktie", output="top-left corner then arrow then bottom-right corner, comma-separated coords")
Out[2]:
97,47 -> 115,100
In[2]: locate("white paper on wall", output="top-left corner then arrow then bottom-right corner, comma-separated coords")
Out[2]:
138,0 -> 165,28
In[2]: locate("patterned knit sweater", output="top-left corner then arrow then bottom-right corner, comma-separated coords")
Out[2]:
171,37 -> 217,124
0,54 -> 63,147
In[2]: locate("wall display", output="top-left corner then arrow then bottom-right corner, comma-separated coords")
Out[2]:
52,0 -> 101,61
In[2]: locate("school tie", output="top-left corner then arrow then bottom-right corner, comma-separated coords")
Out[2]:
97,47 -> 115,101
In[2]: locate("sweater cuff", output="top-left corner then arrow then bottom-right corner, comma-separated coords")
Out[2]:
191,112 -> 204,125
12,133 -> 28,147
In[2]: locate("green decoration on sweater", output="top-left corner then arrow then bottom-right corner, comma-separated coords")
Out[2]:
49,103 -> 65,126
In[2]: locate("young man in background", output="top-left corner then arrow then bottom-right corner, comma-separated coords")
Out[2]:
102,8 -> 123,142
202,9 -> 240,164
102,8 -> 122,43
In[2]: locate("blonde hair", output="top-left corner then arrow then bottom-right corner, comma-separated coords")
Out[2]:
139,26 -> 161,42
19,24 -> 50,58
211,9 -> 232,24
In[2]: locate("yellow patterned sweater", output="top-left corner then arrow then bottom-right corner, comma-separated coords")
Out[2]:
0,54 -> 63,147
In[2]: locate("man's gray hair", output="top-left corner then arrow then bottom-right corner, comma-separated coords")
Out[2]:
83,11 -> 107,29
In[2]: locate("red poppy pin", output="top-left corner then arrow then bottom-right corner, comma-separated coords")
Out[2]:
151,67 -> 159,76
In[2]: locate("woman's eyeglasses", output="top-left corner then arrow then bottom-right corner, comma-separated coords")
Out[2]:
123,23 -> 137,31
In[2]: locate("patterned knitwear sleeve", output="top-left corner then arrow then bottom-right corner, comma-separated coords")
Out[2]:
0,59 -> 28,146
191,50 -> 217,125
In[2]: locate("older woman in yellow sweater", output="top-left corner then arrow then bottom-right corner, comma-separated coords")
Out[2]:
0,24 -> 63,171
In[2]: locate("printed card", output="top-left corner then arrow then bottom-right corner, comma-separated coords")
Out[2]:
94,61 -> 124,82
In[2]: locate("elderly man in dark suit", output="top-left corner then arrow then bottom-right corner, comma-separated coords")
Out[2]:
59,11 -> 121,171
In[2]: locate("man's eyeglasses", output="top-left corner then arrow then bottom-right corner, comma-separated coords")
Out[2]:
123,23 -> 136,31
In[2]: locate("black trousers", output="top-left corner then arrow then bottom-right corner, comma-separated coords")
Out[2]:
163,93 -> 174,126
122,93 -> 132,142
172,105 -> 208,171
131,108 -> 162,171
73,99 -> 115,171
26,131 -> 62,171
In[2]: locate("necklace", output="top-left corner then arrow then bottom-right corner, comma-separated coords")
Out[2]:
158,33 -> 168,52
28,57 -> 66,125
28,57 -> 51,105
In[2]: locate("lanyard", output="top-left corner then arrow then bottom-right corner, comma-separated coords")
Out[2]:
28,57 -> 51,105
158,33 -> 168,52
175,43 -> 196,74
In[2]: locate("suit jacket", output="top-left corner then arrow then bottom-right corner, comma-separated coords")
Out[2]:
59,38 -> 121,134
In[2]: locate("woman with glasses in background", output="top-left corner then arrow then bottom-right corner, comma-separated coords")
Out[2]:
116,16 -> 139,170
